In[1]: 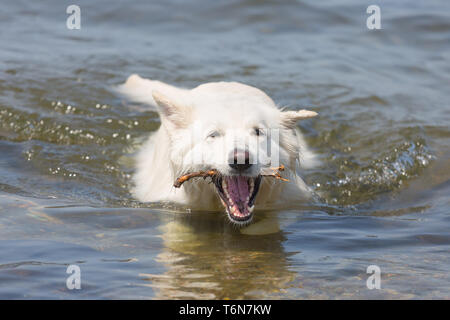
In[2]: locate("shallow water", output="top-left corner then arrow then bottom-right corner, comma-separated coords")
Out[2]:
0,0 -> 449,299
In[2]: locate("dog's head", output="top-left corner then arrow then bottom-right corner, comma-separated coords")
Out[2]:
152,82 -> 317,225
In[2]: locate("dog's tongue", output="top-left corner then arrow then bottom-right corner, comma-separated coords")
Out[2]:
225,176 -> 250,205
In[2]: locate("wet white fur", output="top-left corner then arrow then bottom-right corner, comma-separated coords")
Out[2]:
117,74 -> 317,211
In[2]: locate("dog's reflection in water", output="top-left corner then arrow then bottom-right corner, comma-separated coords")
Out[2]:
139,211 -> 298,299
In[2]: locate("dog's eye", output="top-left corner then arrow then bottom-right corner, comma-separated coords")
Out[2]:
207,130 -> 220,139
254,127 -> 263,136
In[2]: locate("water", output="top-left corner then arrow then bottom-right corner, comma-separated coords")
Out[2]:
0,0 -> 449,299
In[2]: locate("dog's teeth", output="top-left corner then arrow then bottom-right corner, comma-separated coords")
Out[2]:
249,205 -> 254,213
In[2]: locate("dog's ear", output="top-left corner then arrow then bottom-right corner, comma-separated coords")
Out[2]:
280,109 -> 318,128
152,91 -> 191,128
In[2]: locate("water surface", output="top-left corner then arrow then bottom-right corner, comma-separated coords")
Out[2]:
0,0 -> 449,299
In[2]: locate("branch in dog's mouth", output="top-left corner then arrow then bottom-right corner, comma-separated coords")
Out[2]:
173,166 -> 288,225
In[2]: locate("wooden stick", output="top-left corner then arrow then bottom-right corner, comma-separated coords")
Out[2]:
260,165 -> 289,182
173,169 -> 219,188
173,165 -> 288,188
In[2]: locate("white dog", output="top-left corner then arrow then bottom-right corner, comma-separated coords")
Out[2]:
118,74 -> 318,225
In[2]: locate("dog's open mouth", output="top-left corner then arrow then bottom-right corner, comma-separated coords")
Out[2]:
173,165 -> 287,225
214,175 -> 261,224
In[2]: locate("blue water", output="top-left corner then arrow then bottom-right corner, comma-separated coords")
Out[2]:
0,0 -> 449,299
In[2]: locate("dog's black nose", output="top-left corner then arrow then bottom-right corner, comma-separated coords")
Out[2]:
229,149 -> 252,171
